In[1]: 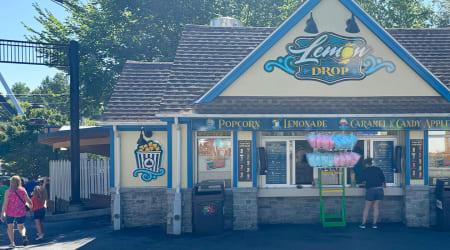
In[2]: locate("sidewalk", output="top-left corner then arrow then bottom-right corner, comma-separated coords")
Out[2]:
2,219 -> 450,250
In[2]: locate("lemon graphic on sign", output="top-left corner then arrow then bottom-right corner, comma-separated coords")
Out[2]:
340,43 -> 354,64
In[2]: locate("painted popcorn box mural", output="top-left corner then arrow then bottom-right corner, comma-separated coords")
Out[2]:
133,130 -> 165,182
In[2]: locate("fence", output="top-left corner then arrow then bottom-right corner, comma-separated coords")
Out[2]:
49,158 -> 110,201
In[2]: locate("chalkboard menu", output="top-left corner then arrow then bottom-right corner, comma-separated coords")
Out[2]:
238,140 -> 252,182
266,141 -> 287,184
373,141 -> 394,183
410,139 -> 424,180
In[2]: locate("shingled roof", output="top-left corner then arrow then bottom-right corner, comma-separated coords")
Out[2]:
103,26 -> 450,121
102,61 -> 172,122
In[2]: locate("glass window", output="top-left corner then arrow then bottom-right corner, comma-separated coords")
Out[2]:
295,140 -> 313,185
197,137 -> 232,187
428,131 -> 450,185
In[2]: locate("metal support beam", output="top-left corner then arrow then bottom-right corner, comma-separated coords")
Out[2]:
69,40 -> 80,203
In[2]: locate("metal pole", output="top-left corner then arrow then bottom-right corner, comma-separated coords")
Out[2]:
69,40 -> 80,203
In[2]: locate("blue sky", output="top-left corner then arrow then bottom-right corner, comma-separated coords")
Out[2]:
0,0 -> 68,92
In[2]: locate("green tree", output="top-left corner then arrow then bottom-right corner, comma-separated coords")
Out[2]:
0,106 -> 67,178
355,0 -> 436,28
0,74 -> 69,178
11,82 -> 30,96
433,0 -> 450,27
32,73 -> 70,115
25,0 -> 441,117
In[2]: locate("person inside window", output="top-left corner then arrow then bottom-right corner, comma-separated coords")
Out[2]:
359,158 -> 386,229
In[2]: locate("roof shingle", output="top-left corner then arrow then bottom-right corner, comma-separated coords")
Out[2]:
104,26 -> 450,121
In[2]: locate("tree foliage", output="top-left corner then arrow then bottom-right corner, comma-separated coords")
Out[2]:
25,0 -> 447,117
0,74 -> 69,178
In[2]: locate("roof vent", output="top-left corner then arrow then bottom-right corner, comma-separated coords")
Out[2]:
210,17 -> 243,27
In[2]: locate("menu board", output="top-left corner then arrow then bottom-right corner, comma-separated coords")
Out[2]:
238,140 -> 252,182
373,141 -> 394,183
266,141 -> 287,184
410,139 -> 424,180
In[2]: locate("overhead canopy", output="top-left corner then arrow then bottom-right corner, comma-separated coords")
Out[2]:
38,126 -> 110,156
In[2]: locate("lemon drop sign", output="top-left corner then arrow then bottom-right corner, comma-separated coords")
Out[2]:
264,32 -> 395,84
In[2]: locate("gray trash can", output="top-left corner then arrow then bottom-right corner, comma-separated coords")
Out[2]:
436,179 -> 450,231
193,180 -> 225,235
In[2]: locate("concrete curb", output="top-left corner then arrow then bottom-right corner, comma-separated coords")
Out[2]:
45,208 -> 110,222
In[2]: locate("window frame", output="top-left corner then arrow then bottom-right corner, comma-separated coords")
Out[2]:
194,132 -> 233,187
260,134 -> 400,188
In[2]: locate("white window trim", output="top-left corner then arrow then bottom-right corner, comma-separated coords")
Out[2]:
260,134 -> 400,188
262,138 -> 292,187
195,132 -> 233,186
369,137 -> 398,186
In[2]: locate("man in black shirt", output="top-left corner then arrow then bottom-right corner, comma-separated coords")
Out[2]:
359,158 -> 386,229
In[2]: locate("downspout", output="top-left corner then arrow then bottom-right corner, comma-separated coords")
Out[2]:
113,125 -> 121,230
172,117 -> 182,235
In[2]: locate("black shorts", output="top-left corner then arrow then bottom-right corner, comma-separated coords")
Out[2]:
33,208 -> 46,220
6,216 -> 26,224
365,187 -> 384,201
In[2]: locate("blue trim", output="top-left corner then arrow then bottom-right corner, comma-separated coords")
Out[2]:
195,0 -> 321,103
405,132 -> 411,186
167,123 -> 173,188
233,131 -> 238,188
252,131 -> 257,188
117,125 -> 167,131
187,120 -> 193,188
109,127 -> 115,188
340,0 -> 450,101
423,131 -> 429,185
196,0 -> 450,103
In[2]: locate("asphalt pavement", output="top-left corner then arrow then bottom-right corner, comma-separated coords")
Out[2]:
1,217 -> 450,250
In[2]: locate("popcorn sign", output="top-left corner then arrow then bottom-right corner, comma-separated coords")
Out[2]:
132,130 -> 165,182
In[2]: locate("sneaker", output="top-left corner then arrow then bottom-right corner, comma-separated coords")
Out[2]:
359,224 -> 366,229
22,235 -> 29,246
372,224 -> 378,229
35,234 -> 44,240
8,243 -> 15,249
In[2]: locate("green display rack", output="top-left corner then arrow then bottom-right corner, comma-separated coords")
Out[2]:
318,168 -> 346,228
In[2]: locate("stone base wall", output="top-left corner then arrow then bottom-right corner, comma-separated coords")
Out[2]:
224,190 -> 234,230
404,186 -> 430,227
114,186 -> 435,232
121,188 -> 167,228
233,188 -> 258,230
429,188 -> 437,226
258,196 -> 403,224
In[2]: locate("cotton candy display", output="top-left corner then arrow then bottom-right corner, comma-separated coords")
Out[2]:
306,153 -> 335,168
307,133 -> 357,151
333,152 -> 361,168
306,134 -> 334,151
332,134 -> 358,151
307,152 -> 361,168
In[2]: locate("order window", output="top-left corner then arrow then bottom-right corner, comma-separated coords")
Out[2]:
197,136 -> 232,187
428,131 -> 450,185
